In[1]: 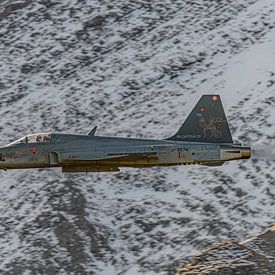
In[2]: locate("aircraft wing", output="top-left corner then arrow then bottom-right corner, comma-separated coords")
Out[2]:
104,152 -> 158,161
60,151 -> 158,162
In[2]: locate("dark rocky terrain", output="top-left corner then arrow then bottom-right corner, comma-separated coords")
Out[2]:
177,226 -> 275,275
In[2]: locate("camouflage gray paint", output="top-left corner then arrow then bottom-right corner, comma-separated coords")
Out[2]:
0,95 -> 251,173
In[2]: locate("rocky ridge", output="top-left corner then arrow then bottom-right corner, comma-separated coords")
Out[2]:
177,226 -> 275,275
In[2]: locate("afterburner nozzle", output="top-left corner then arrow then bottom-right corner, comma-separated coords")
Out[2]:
220,145 -> 251,161
240,147 -> 251,159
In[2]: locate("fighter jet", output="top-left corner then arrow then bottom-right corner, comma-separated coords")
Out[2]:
0,95 -> 251,173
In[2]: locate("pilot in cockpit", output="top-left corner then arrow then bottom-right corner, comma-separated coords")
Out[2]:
43,136 -> 50,142
36,135 -> 42,142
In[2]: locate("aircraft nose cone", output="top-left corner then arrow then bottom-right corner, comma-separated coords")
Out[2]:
0,153 -> 5,168
0,149 -> 7,167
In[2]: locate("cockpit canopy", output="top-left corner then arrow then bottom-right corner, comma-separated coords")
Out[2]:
6,133 -> 52,146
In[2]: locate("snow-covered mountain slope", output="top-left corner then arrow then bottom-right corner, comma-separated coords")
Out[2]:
0,0 -> 275,274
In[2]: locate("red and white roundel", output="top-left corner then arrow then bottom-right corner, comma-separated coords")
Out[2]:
212,95 -> 218,102
30,147 -> 39,154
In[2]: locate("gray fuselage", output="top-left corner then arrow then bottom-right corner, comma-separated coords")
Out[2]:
0,133 -> 251,173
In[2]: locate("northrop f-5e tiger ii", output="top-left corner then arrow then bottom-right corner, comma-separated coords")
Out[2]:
0,95 -> 251,173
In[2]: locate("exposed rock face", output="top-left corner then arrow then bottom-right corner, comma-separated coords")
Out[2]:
177,226 -> 275,275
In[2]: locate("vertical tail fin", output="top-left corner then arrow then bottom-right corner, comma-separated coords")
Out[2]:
167,95 -> 233,144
